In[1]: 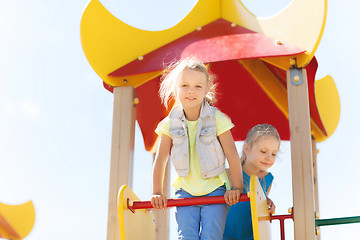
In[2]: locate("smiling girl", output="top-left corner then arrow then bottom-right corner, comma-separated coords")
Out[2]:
223,124 -> 280,240
151,57 -> 243,239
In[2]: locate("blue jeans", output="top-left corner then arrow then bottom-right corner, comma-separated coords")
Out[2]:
174,186 -> 229,240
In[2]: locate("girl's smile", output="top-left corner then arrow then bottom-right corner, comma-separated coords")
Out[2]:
243,135 -> 280,176
175,68 -> 209,115
186,96 -> 196,100
260,160 -> 272,167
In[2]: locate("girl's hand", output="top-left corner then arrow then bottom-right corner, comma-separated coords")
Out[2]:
151,194 -> 168,209
224,189 -> 241,206
267,197 -> 276,214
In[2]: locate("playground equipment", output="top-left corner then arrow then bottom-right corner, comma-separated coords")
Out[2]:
80,0 -> 360,239
118,177 -> 360,240
118,176 -> 272,240
0,201 -> 35,240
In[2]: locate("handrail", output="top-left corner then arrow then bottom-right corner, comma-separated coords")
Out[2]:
270,208 -> 294,240
316,216 -> 360,227
127,193 -> 250,212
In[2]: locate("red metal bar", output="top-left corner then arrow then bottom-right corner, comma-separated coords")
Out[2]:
128,193 -> 250,211
279,219 -> 285,240
269,208 -> 294,240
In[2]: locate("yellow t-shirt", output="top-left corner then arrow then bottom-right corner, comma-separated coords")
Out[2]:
155,110 -> 235,196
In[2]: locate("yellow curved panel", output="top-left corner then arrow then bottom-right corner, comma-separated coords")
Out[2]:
81,0 -> 327,84
108,71 -> 162,88
117,185 -> 155,240
249,175 -> 271,240
80,0 -> 221,87
222,0 -> 327,68
314,75 -> 341,142
0,201 -> 35,239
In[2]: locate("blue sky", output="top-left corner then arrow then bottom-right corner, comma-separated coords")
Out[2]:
1,0 -> 359,239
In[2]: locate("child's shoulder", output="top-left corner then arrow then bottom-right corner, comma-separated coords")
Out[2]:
214,108 -> 234,135
264,172 -> 274,183
214,108 -> 231,120
259,171 -> 273,179
155,117 -> 170,136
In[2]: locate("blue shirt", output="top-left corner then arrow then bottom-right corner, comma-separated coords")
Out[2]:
223,171 -> 274,240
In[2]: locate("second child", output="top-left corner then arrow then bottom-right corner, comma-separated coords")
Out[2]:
223,124 -> 280,240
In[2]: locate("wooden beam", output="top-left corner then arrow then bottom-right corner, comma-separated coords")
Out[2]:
107,86 -> 136,240
286,68 -> 316,240
312,137 -> 321,239
152,154 -> 170,240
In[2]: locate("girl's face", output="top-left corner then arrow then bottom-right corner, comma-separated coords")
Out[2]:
175,68 -> 209,110
244,135 -> 280,172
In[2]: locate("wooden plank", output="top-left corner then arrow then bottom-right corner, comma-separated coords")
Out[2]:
249,175 -> 271,240
152,154 -> 170,240
312,137 -> 321,239
107,86 -> 136,240
286,68 -> 316,240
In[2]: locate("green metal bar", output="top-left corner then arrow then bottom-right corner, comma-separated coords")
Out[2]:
316,216 -> 360,227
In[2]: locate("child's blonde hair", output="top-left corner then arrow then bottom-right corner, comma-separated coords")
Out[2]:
159,57 -> 216,109
241,124 -> 280,165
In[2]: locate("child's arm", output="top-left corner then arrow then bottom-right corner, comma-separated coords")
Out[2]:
151,134 -> 172,209
266,184 -> 276,214
218,130 -> 243,205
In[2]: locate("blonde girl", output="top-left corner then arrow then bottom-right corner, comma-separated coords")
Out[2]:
223,124 -> 280,240
151,57 -> 243,239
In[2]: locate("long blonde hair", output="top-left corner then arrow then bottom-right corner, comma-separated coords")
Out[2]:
241,124 -> 280,165
159,57 -> 216,109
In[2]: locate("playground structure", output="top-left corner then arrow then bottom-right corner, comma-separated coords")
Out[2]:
79,0 -> 360,239
118,176 -> 272,240
0,201 -> 35,240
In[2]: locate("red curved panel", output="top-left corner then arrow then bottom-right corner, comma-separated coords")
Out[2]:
134,59 -> 326,150
104,18 -> 325,150
108,19 -> 304,78
135,77 -> 169,151
211,60 -> 290,141
181,33 -> 304,63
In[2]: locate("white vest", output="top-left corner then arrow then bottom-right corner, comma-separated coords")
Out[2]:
169,101 -> 225,179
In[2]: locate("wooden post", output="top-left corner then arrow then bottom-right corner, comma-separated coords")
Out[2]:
107,86 -> 136,240
152,154 -> 170,240
286,68 -> 316,240
312,137 -> 321,239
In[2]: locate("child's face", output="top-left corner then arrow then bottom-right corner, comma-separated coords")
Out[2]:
175,68 -> 208,110
244,135 -> 280,172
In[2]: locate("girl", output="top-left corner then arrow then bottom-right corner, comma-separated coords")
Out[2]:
223,124 -> 280,240
151,57 -> 243,240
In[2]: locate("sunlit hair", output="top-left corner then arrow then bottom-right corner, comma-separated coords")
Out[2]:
241,124 -> 280,165
159,57 -> 216,109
